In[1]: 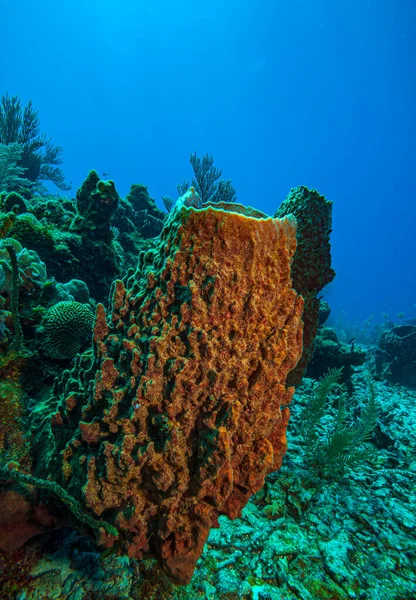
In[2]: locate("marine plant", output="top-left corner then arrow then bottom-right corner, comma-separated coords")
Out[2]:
163,152 -> 237,210
186,151 -> 237,203
300,368 -> 379,474
0,93 -> 70,192
0,143 -> 31,193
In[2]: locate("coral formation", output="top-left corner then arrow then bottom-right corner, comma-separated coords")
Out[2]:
2,191 -> 27,214
73,170 -> 120,241
0,171 -> 340,591
3,377 -> 414,600
376,324 -> 416,386
40,301 -> 94,359
164,152 -> 237,211
126,183 -> 165,237
0,93 -> 70,192
7,194 -> 305,585
4,171 -> 161,302
275,186 -> 335,385
53,278 -> 91,303
0,237 -> 47,294
306,326 -> 367,393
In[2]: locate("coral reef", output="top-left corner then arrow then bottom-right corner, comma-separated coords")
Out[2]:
164,152 -> 237,211
1,192 -> 307,585
306,326 -> 367,393
72,170 -> 120,241
40,301 -> 94,359
5,171 -> 161,302
275,186 -> 335,385
0,143 -> 31,193
0,168 -> 341,593
126,183 -> 165,237
376,324 -> 416,386
0,93 -> 70,192
3,376 -> 415,600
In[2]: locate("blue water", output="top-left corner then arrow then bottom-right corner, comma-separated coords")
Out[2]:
1,0 -> 414,323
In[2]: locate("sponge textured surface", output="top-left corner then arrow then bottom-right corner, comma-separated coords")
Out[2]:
48,203 -> 304,583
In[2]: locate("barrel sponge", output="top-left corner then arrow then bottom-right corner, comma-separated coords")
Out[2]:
46,201 -> 304,584
42,301 -> 94,359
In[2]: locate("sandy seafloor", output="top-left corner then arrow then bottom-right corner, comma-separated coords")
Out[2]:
2,369 -> 415,600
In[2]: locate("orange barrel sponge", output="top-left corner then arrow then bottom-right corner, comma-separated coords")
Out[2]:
44,196 -> 305,584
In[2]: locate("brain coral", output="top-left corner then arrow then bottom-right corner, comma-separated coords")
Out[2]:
42,301 -> 94,359
34,197 -> 304,584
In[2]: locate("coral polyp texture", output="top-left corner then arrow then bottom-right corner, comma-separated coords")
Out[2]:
41,301 -> 94,359
24,196 -> 304,584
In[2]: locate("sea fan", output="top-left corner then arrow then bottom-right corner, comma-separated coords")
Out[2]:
0,143 -> 31,192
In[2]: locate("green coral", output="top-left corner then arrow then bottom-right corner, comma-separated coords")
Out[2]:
2,191 -> 27,214
72,170 -> 120,240
0,143 -> 31,193
41,301 -> 94,359
275,186 -> 335,384
10,212 -> 56,255
0,93 -> 70,191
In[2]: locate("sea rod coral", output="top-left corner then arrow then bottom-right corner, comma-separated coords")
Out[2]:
0,188 -> 331,585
